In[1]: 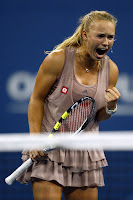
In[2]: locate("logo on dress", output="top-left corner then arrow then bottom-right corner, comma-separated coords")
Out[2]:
82,90 -> 88,94
61,86 -> 68,94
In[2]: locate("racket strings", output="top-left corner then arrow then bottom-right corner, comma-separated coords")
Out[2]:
59,100 -> 92,133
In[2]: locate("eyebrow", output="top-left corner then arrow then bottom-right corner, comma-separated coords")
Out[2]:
96,33 -> 115,37
97,33 -> 115,36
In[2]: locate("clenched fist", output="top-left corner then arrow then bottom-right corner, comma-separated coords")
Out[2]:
29,150 -> 47,161
105,87 -> 121,110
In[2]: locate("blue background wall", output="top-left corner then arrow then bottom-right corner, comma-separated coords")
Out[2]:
0,0 -> 133,199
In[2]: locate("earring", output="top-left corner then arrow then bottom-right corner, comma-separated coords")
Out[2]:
111,48 -> 113,53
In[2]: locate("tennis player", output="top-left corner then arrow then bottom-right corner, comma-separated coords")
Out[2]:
17,11 -> 120,200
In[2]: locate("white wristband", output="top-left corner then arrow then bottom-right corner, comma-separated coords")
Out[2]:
105,105 -> 117,115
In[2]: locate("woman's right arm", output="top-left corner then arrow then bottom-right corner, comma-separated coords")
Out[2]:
28,50 -> 65,133
28,50 -> 65,160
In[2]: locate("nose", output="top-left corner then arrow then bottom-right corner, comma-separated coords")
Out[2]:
102,37 -> 109,46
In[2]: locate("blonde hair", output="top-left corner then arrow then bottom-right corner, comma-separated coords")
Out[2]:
49,11 -> 117,53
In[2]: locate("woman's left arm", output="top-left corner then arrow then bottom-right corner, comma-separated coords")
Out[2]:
96,59 -> 121,122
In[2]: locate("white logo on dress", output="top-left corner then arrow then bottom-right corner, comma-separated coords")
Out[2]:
61,86 -> 68,94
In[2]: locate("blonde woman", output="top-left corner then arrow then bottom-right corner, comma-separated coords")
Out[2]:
17,11 -> 120,200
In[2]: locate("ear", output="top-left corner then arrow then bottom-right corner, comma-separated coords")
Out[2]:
82,30 -> 88,41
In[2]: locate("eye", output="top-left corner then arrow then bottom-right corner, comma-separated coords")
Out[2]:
108,35 -> 115,40
97,34 -> 105,38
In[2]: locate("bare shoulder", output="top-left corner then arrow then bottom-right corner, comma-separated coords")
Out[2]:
31,49 -> 65,100
41,49 -> 65,78
109,59 -> 119,87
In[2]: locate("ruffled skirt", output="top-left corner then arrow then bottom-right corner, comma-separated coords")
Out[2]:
17,149 -> 108,187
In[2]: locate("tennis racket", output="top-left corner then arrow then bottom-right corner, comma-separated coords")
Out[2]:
5,96 -> 95,185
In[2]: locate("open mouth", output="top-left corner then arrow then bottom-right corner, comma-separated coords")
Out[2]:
95,48 -> 109,59
96,48 -> 107,56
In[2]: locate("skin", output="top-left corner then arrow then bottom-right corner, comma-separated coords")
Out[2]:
28,20 -> 121,200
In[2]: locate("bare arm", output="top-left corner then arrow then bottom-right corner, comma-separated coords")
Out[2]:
28,50 -> 65,133
96,59 -> 121,122
28,50 -> 65,160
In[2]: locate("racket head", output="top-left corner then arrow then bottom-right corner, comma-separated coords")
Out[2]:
52,96 -> 95,133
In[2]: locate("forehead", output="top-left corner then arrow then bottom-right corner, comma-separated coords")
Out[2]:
90,20 -> 116,34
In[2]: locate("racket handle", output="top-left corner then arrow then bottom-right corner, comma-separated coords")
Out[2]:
5,146 -> 56,185
5,158 -> 33,185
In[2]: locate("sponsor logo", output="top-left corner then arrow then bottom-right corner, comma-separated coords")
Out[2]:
61,86 -> 68,94
6,71 -> 36,113
82,90 -> 88,94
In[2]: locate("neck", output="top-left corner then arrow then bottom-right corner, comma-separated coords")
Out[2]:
77,48 -> 98,71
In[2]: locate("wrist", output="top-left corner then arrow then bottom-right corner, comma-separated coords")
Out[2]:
105,105 -> 117,115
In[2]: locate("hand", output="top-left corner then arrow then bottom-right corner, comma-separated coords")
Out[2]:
105,87 -> 121,110
29,150 -> 47,162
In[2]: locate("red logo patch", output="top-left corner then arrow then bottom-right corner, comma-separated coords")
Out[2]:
61,86 -> 68,94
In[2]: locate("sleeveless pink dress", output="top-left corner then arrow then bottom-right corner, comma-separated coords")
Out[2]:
17,47 -> 110,187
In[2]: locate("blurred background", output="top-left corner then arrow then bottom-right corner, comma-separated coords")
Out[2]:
0,0 -> 133,199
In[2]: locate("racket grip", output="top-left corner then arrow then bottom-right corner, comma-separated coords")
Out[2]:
5,146 -> 56,185
5,158 -> 33,185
